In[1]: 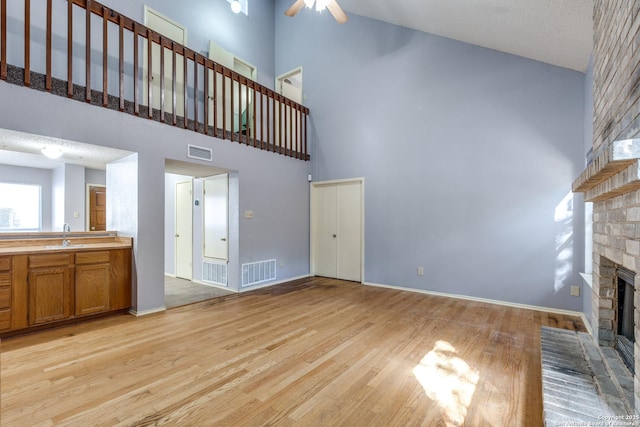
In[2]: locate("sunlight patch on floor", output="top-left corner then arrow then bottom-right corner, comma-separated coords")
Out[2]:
412,340 -> 479,426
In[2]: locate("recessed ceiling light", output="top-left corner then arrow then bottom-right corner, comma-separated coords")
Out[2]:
41,146 -> 63,159
231,0 -> 241,13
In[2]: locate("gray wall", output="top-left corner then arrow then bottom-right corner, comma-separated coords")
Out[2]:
275,2 -> 586,311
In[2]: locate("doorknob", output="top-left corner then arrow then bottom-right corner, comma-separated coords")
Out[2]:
175,234 -> 179,237
332,234 -> 337,238
221,238 -> 227,241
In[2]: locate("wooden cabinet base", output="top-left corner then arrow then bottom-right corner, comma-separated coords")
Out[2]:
0,308 -> 131,338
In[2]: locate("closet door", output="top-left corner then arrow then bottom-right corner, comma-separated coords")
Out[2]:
311,179 -> 363,282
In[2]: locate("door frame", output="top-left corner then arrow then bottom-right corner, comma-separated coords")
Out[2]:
310,177 -> 365,282
85,183 -> 106,231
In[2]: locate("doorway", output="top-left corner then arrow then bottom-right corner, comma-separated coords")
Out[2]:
310,178 -> 364,282
87,184 -> 106,231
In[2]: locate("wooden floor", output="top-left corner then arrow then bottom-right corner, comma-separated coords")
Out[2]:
0,277 -> 585,426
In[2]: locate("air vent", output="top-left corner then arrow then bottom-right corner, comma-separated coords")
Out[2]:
242,259 -> 276,287
188,144 -> 213,161
202,260 -> 227,286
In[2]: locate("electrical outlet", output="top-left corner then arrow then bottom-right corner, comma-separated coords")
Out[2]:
417,267 -> 424,276
570,285 -> 580,297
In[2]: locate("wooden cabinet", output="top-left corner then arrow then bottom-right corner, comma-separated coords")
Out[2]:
75,251 -> 110,316
0,256 -> 11,331
28,254 -> 73,326
0,244 -> 132,336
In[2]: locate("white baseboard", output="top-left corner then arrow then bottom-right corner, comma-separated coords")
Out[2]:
193,279 -> 233,292
239,275 -> 310,292
129,307 -> 166,317
164,273 -> 177,278
363,281 -> 586,319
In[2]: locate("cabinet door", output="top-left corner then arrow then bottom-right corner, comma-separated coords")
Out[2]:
75,263 -> 110,316
28,267 -> 72,325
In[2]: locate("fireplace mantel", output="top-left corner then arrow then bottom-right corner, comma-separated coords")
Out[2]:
573,138 -> 640,202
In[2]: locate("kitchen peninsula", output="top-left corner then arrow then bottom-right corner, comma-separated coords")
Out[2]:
0,231 -> 132,337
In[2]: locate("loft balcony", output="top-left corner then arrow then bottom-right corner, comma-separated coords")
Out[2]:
0,0 -> 309,160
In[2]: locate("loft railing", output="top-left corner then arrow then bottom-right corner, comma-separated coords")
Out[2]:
0,0 -> 309,160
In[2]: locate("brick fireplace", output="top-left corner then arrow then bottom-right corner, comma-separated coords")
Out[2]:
572,2 -> 640,415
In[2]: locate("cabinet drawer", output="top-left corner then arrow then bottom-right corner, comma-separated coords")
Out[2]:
0,257 -> 10,272
0,273 -> 9,287
29,254 -> 72,268
0,309 -> 10,330
0,286 -> 9,309
75,251 -> 110,265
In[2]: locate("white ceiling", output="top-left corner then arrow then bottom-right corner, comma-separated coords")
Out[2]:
337,0 -> 594,72
0,129 -> 132,170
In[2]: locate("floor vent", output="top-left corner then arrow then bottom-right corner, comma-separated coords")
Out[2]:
188,144 -> 213,161
202,260 -> 227,286
242,259 -> 276,287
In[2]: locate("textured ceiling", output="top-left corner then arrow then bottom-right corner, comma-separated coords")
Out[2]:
0,129 -> 132,170
337,0 -> 594,72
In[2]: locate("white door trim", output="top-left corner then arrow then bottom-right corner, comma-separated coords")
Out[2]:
310,177 -> 365,283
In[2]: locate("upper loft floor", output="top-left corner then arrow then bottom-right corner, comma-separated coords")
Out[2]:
0,0 -> 310,161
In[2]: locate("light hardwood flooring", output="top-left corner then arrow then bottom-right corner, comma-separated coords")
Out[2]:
0,277 -> 585,426
165,276 -> 234,309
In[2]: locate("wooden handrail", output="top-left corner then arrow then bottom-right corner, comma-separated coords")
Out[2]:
0,0 -> 309,160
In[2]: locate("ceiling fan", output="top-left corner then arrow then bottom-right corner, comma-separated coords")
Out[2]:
285,0 -> 348,24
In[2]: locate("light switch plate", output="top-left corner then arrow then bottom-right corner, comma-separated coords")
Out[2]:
570,285 -> 580,297
245,210 -> 254,218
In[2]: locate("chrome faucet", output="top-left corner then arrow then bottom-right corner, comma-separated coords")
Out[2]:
62,223 -> 71,246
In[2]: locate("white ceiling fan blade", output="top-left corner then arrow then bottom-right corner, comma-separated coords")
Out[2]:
326,0 -> 348,24
284,0 -> 307,17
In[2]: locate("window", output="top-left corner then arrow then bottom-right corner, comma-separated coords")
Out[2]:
0,183 -> 41,232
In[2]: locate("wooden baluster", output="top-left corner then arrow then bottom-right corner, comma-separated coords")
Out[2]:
102,7 -> 108,107
222,69 -> 226,140
260,88 -> 264,149
238,77 -> 243,143
118,15 -> 124,111
279,98 -> 283,154
304,111 -> 308,159
213,64 -> 217,135
296,106 -> 301,159
268,95 -> 272,151
289,102 -> 293,157
85,0 -> 91,102
147,31 -> 152,118
0,0 -> 6,80
298,107 -> 302,159
183,47 -> 187,129
203,60 -> 209,135
159,36 -> 165,122
230,72 -> 235,141
252,84 -> 257,147
194,56 -> 198,132
67,0 -> 74,96
171,42 -> 176,126
45,0 -> 52,91
133,24 -> 139,115
24,0 -> 30,87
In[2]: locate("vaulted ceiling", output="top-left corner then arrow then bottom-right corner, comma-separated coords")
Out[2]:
337,0 -> 594,72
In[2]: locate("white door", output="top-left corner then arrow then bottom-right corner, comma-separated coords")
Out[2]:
311,179 -> 363,282
204,174 -> 229,261
143,6 -> 187,117
208,41 -> 256,135
175,181 -> 193,280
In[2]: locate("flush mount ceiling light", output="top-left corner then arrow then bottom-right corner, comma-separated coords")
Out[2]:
41,146 -> 63,159
230,0 -> 242,13
285,0 -> 348,23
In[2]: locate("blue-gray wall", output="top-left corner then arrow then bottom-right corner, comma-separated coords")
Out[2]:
275,2 -> 586,310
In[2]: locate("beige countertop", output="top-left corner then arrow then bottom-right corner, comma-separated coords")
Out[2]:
0,236 -> 133,255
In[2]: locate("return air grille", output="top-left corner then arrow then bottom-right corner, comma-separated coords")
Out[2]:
242,259 -> 276,287
202,260 -> 227,286
188,144 -> 213,161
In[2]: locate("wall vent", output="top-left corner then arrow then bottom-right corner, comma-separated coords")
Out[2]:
242,259 -> 276,287
202,260 -> 227,286
188,144 -> 213,161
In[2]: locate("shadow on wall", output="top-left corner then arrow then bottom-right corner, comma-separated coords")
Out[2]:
554,192 -> 574,293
